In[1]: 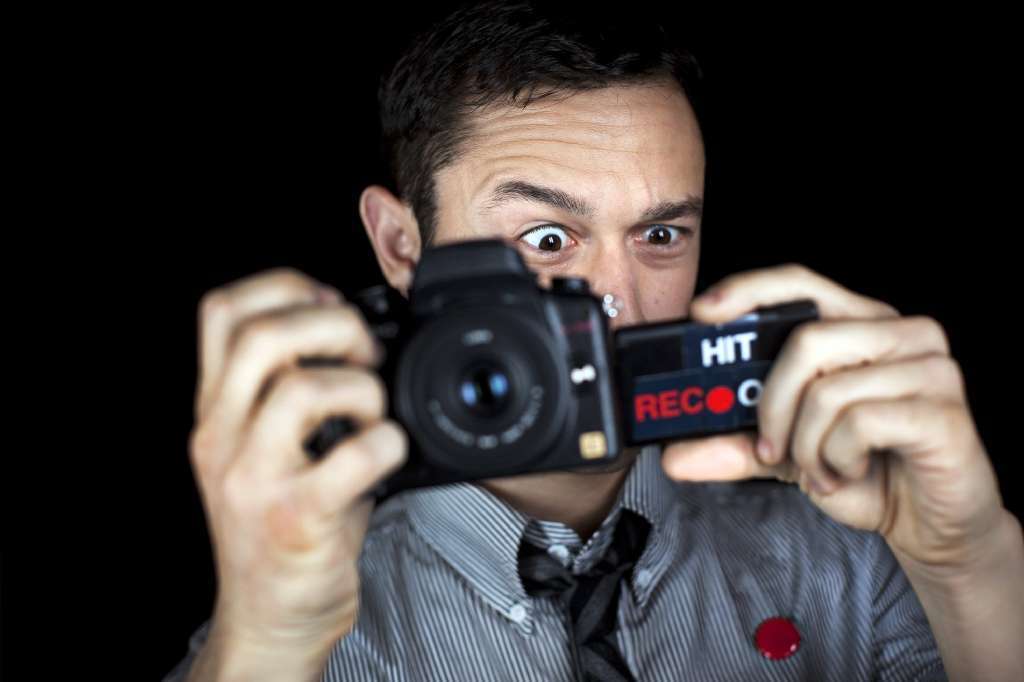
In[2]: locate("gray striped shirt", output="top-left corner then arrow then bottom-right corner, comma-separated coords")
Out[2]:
164,446 -> 947,681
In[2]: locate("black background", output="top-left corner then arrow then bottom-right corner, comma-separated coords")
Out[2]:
23,4 -> 1021,679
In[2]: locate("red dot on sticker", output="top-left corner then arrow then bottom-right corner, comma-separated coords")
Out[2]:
754,617 -> 800,660
706,386 -> 735,414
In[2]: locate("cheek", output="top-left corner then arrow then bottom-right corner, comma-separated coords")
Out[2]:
637,269 -> 697,322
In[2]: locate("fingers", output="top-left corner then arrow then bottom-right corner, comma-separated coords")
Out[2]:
758,315 -> 953,468
690,263 -> 900,324
197,268 -> 341,422
243,366 -> 389,478
212,303 -> 381,438
787,353 -> 966,492
820,397 -> 976,488
296,419 -> 408,514
661,431 -> 797,483
188,269 -> 402,645
191,267 -> 383,485
659,354 -> 965,489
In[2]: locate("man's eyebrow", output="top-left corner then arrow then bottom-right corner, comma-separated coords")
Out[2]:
481,179 -> 703,222
483,180 -> 595,218
641,197 -> 703,222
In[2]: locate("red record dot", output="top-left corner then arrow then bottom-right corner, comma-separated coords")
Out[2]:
706,386 -> 735,414
754,617 -> 800,660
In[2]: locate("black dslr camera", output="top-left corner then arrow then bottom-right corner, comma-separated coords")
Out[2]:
304,240 -> 818,499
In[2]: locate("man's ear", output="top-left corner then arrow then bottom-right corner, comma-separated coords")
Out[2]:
359,185 -> 421,297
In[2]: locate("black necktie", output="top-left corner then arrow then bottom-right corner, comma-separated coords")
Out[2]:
517,509 -> 651,682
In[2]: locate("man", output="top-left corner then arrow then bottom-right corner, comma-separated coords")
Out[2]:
165,1 -> 1024,680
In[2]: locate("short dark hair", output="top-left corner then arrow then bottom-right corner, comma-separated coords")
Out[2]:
377,0 -> 705,245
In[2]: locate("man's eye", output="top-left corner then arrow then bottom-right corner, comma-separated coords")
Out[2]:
520,225 -> 569,252
644,225 -> 685,245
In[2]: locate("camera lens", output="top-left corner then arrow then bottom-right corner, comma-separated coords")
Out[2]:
458,364 -> 512,416
394,307 -> 571,476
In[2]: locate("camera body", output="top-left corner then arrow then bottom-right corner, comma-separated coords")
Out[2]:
353,239 -> 622,498
305,239 -> 819,499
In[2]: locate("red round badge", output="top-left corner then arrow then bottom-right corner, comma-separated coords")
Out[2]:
754,617 -> 800,660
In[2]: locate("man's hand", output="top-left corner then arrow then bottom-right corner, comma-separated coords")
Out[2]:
661,263 -> 1014,574
186,268 -> 407,681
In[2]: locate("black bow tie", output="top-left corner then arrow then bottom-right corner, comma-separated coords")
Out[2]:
517,509 -> 652,682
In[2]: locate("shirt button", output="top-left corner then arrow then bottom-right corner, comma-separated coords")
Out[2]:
635,568 -> 652,588
548,544 -> 571,566
508,603 -> 528,624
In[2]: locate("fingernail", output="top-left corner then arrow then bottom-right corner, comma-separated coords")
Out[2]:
699,288 -> 723,304
317,286 -> 342,304
756,435 -> 773,464
808,476 -> 831,496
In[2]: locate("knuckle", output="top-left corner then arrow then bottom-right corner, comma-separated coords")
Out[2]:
847,402 -> 877,441
337,307 -> 379,360
361,371 -> 389,415
939,400 -> 971,448
188,425 -> 218,472
807,374 -> 841,414
783,262 -> 813,279
923,354 -> 965,394
338,303 -> 366,331
877,300 -> 901,318
790,322 -> 820,355
266,265 -> 305,282
381,419 -> 408,459
272,369 -> 318,405
199,289 -> 230,323
331,303 -> 358,331
189,423 -> 213,455
266,267 -> 316,293
913,315 -> 951,354
235,315 -> 279,358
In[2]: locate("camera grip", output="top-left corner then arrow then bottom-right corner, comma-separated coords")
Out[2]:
296,355 -> 359,462
303,415 -> 358,462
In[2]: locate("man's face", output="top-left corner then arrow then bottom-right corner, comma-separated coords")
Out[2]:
431,80 -> 705,329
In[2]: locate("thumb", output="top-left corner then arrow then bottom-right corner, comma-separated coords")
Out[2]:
661,431 -> 796,482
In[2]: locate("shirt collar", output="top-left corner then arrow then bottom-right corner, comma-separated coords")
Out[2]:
402,444 -> 687,621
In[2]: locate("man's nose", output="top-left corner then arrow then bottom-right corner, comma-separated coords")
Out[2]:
596,289 -> 642,329
585,254 -> 643,329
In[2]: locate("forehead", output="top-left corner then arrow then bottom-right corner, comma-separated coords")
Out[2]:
436,81 -> 705,216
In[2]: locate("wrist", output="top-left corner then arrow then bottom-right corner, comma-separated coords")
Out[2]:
891,509 -> 1023,591
218,638 -> 329,682
192,615 -> 337,682
891,511 -> 1024,682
